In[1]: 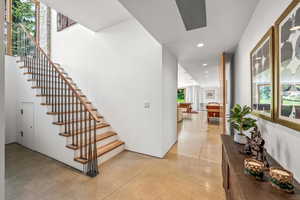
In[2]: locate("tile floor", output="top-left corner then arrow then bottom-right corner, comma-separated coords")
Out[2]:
5,112 -> 225,200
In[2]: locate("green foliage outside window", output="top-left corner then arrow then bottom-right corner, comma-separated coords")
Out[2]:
177,89 -> 185,103
12,0 -> 36,55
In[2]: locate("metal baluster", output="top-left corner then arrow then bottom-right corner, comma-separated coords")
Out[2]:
94,119 -> 99,174
64,83 -> 67,134
72,92 -> 75,146
68,86 -> 71,138
84,110 -> 87,159
51,65 -> 54,110
54,70 -> 57,113
89,113 -> 92,161
41,54 -> 45,95
80,103 -> 83,158
58,74 -> 61,123
76,98 -> 79,147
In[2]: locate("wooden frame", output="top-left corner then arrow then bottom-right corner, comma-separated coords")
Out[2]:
6,0 -> 13,55
274,0 -> 300,131
250,27 -> 275,121
6,0 -> 41,55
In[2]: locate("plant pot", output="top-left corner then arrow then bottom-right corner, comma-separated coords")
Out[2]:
234,133 -> 247,144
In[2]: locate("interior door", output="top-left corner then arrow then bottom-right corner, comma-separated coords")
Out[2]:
20,102 -> 35,150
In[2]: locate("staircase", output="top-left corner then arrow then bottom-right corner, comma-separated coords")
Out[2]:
14,23 -> 125,177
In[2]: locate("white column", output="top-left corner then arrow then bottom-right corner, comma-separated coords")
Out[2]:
0,0 -> 5,199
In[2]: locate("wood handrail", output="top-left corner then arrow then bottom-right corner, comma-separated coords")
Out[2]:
16,23 -> 100,122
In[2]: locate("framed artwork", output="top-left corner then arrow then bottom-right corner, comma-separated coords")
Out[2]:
275,0 -> 300,131
57,13 -> 76,32
206,90 -> 215,100
250,27 -> 274,121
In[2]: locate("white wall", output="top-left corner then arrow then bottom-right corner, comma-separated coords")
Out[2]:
0,0 -> 5,198
5,56 -> 17,144
162,47 -> 178,155
234,0 -> 300,181
51,12 -> 176,157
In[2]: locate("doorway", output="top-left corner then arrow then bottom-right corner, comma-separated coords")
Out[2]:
219,53 -> 233,134
20,102 -> 35,150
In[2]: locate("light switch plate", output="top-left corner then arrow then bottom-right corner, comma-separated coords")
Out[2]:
144,102 -> 150,109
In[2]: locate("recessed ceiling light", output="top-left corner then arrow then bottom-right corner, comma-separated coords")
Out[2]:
197,43 -> 204,47
203,63 -> 208,66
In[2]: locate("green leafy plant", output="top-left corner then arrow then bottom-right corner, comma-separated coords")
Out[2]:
228,104 -> 257,136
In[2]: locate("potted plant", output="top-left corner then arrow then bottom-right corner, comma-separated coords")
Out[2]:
228,104 -> 257,144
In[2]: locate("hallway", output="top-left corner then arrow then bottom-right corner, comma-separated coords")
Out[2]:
5,112 -> 224,200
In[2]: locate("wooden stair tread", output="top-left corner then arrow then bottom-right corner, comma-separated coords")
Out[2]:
28,79 -> 75,85
66,131 -> 117,150
59,123 -> 110,137
41,102 -> 92,105
97,140 -> 124,156
32,86 -> 79,91
24,71 -> 68,76
74,140 -> 125,164
21,66 -> 65,72
53,117 -> 104,125
25,73 -> 72,79
37,94 -> 86,97
47,109 -> 97,115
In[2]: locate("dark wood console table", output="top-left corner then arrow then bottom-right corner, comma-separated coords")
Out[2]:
221,135 -> 300,200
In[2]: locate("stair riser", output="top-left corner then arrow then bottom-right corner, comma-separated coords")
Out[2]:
40,98 -> 81,104
19,62 -> 67,73
24,73 -> 72,81
49,114 -> 103,124
97,144 -> 125,165
72,135 -> 118,157
44,105 -> 95,113
38,97 -> 86,105
62,126 -> 111,139
31,88 -> 80,94
23,72 -> 75,83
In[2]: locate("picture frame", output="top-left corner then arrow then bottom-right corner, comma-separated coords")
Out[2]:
57,13 -> 76,32
206,90 -> 216,100
250,27 -> 274,121
275,0 -> 300,131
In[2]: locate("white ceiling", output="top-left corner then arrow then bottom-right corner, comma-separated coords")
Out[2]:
41,0 -> 133,31
42,0 -> 259,86
119,0 -> 259,85
178,65 -> 199,88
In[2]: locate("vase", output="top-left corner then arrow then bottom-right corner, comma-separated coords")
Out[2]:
234,133 -> 247,144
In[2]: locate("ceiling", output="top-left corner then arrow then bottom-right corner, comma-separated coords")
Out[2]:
41,0 -> 133,31
178,65 -> 199,88
119,0 -> 259,85
41,0 -> 259,86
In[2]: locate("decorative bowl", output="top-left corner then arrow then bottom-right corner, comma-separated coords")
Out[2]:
244,158 -> 265,180
269,167 -> 294,193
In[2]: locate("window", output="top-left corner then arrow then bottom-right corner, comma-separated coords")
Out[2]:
177,89 -> 185,103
